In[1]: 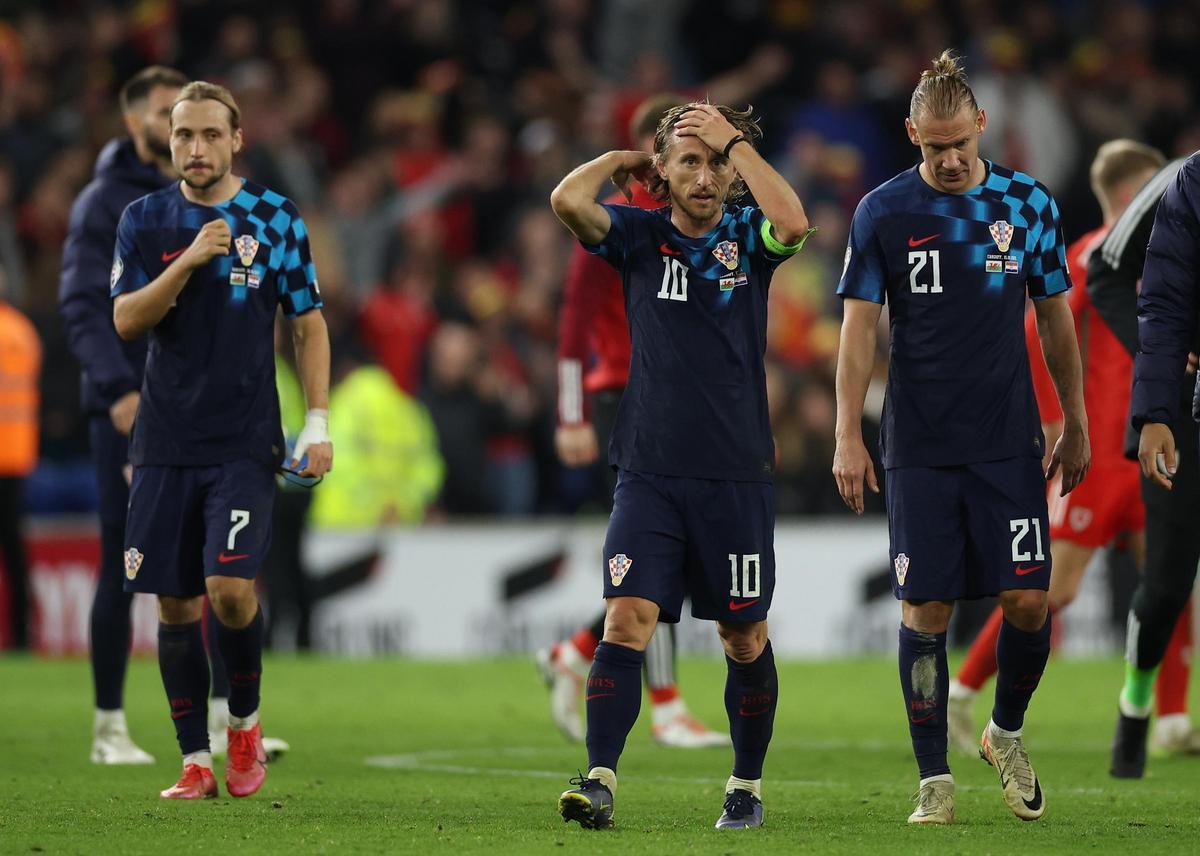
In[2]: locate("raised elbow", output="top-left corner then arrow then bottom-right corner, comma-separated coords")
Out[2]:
772,214 -> 810,248
549,185 -> 576,220
112,303 -> 140,341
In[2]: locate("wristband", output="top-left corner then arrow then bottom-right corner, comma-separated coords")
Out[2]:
722,135 -> 747,158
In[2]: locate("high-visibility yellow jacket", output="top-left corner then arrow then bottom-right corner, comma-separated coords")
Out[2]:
309,365 -> 444,527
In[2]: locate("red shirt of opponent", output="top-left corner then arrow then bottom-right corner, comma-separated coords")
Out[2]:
556,183 -> 661,425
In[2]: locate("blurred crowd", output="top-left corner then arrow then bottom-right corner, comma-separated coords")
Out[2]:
3,0 -> 1200,521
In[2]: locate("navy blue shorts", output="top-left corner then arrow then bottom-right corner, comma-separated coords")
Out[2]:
123,461 -> 275,597
886,457 -> 1051,601
602,469 -> 775,623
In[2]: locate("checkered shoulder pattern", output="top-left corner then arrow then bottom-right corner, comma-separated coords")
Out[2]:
980,163 -> 1070,299
227,181 -> 322,318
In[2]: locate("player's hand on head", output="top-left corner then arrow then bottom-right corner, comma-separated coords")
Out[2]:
182,219 -> 232,269
1138,422 -> 1177,491
1047,422 -> 1090,496
832,435 -> 879,515
555,423 -> 599,467
611,151 -> 654,203
673,104 -> 739,155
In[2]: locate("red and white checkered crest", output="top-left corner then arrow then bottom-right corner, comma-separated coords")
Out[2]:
989,220 -> 1014,253
608,553 -> 632,587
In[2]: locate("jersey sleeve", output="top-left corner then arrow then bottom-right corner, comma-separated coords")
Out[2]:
743,207 -> 814,271
278,210 -> 323,318
1027,193 -> 1071,300
837,196 -> 886,304
580,203 -> 638,269
556,244 -> 607,425
110,205 -> 150,297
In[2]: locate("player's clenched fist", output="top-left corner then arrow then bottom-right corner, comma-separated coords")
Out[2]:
182,219 -> 231,268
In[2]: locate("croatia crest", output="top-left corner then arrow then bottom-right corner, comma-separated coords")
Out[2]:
988,220 -> 1014,253
894,552 -> 910,586
234,234 -> 260,266
110,257 -> 123,289
712,240 -> 739,270
608,553 -> 633,587
124,547 -> 144,581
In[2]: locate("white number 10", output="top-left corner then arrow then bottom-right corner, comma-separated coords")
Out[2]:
909,249 -> 942,294
728,553 -> 761,597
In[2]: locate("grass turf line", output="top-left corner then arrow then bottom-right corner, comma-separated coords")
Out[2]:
1,655 -> 1199,854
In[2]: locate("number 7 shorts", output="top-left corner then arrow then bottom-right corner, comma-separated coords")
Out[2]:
886,457 -> 1051,601
602,469 -> 775,623
122,461 -> 276,597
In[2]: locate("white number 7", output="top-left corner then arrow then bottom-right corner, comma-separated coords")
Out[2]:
227,509 -> 250,551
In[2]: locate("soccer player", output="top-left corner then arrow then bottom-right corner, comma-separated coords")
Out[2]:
549,101 -> 811,830
834,51 -> 1089,824
111,81 -> 332,799
60,65 -> 188,765
947,141 -> 1183,753
539,93 -> 726,750
1104,150 -> 1200,776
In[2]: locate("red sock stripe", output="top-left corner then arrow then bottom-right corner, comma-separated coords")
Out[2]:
1156,607 -> 1192,717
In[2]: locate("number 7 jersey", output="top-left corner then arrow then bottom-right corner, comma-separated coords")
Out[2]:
837,160 -> 1071,469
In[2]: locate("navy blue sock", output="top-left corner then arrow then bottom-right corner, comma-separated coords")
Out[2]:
725,641 -> 778,780
585,641 -> 645,772
898,624 -> 950,779
91,521 -> 133,710
992,613 -> 1051,732
215,608 -> 264,718
206,605 -> 231,699
158,621 -> 211,755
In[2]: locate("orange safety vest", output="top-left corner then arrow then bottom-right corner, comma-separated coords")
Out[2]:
0,301 -> 40,476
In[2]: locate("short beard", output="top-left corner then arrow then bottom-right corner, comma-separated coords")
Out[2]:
181,168 -> 225,190
144,134 -> 172,161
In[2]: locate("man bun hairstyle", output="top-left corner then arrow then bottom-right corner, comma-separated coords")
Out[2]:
909,50 -> 979,123
171,80 -> 242,131
652,101 -> 763,202
119,66 -> 188,114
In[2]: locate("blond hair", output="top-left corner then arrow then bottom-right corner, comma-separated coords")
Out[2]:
171,81 -> 241,131
1089,139 -> 1165,210
909,50 -> 979,122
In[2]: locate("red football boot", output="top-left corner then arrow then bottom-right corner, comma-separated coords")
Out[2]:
226,724 -> 268,797
160,764 -> 218,799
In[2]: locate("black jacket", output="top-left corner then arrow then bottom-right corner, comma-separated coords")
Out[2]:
58,138 -> 173,416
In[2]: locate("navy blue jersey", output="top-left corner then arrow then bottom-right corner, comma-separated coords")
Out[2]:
583,203 -> 805,482
112,179 -> 322,468
838,161 -> 1071,469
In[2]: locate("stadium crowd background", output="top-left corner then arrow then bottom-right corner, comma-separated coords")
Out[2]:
4,0 -> 1200,523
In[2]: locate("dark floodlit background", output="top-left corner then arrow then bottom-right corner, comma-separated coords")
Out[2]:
0,0 -> 1195,655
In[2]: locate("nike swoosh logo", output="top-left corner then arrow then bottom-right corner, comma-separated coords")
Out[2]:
218,552 -> 250,564
161,248 -> 187,262
659,243 -> 682,256
910,713 -> 935,724
1015,564 -> 1044,575
585,693 -> 616,701
728,599 -> 760,611
170,710 -> 190,720
907,234 -> 940,248
738,708 -> 769,717
1023,777 -> 1043,811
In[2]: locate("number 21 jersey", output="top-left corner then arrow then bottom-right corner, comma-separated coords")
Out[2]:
838,160 -> 1071,469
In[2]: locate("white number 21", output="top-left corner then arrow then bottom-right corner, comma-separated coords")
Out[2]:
909,249 -> 942,294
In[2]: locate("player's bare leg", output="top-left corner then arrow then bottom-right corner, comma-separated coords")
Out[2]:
713,619 -> 772,829
157,594 -> 218,799
900,599 -> 955,824
207,575 -> 268,798
559,596 -> 657,829
949,540 -> 1091,753
981,589 -> 1048,820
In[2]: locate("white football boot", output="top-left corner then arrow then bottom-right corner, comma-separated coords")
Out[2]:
90,709 -> 155,765
535,644 -> 587,743
980,720 -> 1045,821
651,699 -> 730,748
908,774 -> 955,824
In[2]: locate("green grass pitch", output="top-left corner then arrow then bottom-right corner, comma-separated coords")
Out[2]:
2,654 -> 1199,854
